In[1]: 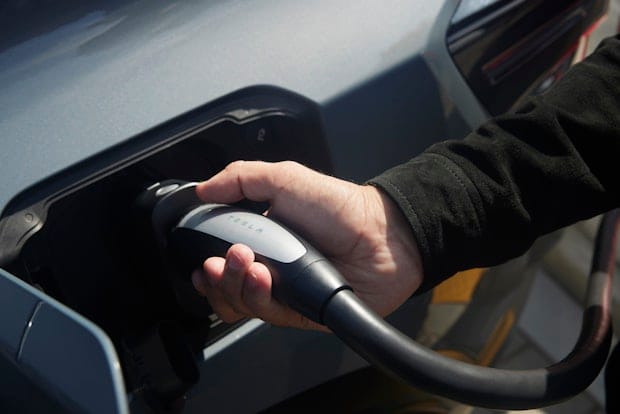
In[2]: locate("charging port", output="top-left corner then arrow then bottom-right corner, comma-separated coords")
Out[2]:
0,87 -> 332,408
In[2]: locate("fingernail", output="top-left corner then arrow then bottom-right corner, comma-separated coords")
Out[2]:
191,270 -> 205,291
227,252 -> 244,271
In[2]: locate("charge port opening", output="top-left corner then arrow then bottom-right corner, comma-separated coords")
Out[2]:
0,88 -> 332,407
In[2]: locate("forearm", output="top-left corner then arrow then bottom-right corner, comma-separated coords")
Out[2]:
370,35 -> 620,290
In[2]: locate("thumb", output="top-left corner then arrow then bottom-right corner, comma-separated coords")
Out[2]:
196,160 -> 286,204
195,161 -> 344,240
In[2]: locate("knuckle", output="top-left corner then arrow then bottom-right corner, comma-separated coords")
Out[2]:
225,160 -> 246,173
277,160 -> 301,172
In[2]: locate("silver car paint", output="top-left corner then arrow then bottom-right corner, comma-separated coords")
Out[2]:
0,0 -> 483,212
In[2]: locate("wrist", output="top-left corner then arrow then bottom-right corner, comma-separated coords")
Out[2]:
362,185 -> 424,292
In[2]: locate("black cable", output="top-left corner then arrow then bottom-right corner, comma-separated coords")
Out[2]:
323,209 -> 620,410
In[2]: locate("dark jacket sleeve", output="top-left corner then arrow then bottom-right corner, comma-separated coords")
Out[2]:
369,34 -> 620,292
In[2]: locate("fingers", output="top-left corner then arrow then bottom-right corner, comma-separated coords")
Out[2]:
192,274 -> 245,323
196,244 -> 255,321
196,160 -> 285,204
192,243 -> 324,331
192,258 -> 245,323
212,244 -> 255,308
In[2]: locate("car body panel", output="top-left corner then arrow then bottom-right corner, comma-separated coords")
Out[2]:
0,0 -> 479,213
0,268 -> 127,414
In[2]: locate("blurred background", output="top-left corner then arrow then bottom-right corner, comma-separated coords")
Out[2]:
474,3 -> 620,413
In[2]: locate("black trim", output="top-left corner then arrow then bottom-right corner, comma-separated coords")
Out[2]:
447,0 -> 608,116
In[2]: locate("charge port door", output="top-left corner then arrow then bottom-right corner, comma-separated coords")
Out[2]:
0,268 -> 127,414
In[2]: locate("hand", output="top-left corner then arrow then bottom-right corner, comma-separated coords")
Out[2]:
191,161 -> 423,330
